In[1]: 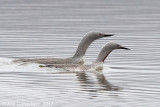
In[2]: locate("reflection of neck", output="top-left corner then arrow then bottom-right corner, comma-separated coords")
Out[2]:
95,48 -> 112,63
95,72 -> 113,90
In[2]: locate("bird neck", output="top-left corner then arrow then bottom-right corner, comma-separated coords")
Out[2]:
69,56 -> 84,64
73,35 -> 93,59
91,62 -> 104,71
95,48 -> 112,63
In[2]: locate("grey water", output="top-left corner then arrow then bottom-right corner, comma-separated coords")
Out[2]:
0,0 -> 160,107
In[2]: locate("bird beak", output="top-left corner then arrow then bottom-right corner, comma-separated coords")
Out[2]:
120,46 -> 130,50
104,34 -> 114,37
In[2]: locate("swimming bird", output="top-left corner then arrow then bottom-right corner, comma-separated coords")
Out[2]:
15,32 -> 113,64
45,42 -> 130,71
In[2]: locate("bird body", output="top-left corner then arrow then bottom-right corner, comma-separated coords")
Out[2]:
18,57 -> 83,65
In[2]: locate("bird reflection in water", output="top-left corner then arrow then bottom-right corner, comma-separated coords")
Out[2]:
76,71 -> 119,92
48,70 -> 119,92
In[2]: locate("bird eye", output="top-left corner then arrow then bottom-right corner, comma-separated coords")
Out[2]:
99,33 -> 102,36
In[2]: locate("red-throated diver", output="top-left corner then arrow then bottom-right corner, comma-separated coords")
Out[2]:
45,42 -> 130,71
15,32 -> 113,64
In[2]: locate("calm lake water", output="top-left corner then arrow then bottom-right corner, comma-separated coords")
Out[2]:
0,0 -> 160,107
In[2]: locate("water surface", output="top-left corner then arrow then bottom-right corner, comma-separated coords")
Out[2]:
0,0 -> 160,107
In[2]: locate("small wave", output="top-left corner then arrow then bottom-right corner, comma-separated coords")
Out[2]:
0,57 -> 59,72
